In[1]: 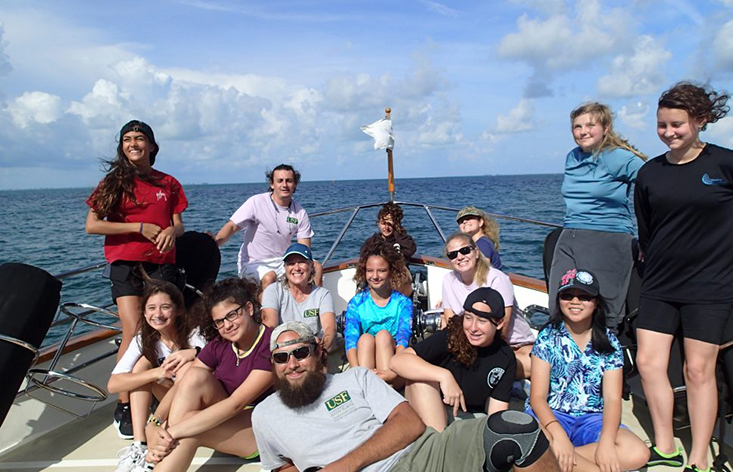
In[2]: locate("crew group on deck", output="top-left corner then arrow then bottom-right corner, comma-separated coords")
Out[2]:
84,80 -> 732,472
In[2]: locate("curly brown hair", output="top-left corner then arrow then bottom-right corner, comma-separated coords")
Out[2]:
658,82 -> 730,131
353,240 -> 409,291
446,315 -> 476,367
377,203 -> 406,233
195,278 -> 262,342
138,280 -> 191,367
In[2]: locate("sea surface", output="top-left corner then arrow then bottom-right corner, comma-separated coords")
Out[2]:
0,174 -> 565,346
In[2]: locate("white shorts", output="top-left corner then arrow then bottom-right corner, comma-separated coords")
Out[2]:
238,257 -> 284,281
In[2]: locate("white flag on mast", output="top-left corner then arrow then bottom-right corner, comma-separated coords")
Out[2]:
361,117 -> 394,150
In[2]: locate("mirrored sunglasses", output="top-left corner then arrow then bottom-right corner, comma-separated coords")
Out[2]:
272,344 -> 316,364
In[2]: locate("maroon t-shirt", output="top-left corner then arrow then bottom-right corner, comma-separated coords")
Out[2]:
198,325 -> 273,403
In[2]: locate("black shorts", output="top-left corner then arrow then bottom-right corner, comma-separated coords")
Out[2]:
106,261 -> 180,300
636,296 -> 733,344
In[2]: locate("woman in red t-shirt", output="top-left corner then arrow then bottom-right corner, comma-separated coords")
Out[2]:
85,120 -> 188,436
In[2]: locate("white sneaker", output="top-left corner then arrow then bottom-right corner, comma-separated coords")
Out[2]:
116,441 -> 147,472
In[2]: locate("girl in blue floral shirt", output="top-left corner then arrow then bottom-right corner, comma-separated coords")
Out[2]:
528,268 -> 648,472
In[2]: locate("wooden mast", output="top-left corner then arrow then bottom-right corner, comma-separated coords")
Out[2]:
385,107 -> 395,202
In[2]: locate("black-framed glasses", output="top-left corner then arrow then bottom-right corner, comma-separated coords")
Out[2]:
212,305 -> 244,329
447,246 -> 473,260
558,292 -> 595,302
272,345 -> 316,364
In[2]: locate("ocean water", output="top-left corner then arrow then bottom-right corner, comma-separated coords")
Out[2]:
0,174 -> 565,346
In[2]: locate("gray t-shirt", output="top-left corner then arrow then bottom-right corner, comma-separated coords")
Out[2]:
252,367 -> 411,472
261,283 -> 334,338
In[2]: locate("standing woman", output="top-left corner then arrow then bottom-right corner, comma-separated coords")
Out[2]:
547,103 -> 646,330
86,120 -> 187,436
635,82 -> 731,472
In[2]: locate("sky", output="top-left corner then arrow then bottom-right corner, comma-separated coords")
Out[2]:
0,0 -> 732,190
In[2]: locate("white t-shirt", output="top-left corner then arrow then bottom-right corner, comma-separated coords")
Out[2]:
230,192 -> 314,274
442,268 -> 535,346
261,283 -> 334,338
111,329 -> 207,375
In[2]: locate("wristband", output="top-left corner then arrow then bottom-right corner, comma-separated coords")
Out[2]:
147,413 -> 163,426
139,222 -> 144,233
195,346 -> 202,355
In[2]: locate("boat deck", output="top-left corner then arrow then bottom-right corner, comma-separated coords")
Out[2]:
1,392 -> 730,471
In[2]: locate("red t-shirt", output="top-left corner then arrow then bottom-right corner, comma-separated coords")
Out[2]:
86,170 -> 188,264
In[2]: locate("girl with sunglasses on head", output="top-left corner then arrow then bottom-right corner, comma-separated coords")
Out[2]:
442,232 -> 535,379
109,280 -> 206,472
390,287 -> 515,432
634,82 -> 731,472
344,240 -> 413,383
455,206 -> 504,271
528,269 -> 649,472
142,278 -> 273,472
548,103 -> 647,332
85,121 -> 188,437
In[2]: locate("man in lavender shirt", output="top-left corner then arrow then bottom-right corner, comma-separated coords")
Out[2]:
214,164 -> 321,290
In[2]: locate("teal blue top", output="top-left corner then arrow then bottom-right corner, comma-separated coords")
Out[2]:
561,147 -> 644,233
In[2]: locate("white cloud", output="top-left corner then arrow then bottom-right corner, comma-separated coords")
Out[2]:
7,91 -> 62,128
617,102 -> 650,129
0,25 -> 11,77
713,19 -> 733,71
707,116 -> 733,148
421,1 -> 459,17
597,36 -> 671,97
495,99 -> 536,134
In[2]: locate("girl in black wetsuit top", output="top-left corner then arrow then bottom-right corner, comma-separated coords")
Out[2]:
634,82 -> 732,472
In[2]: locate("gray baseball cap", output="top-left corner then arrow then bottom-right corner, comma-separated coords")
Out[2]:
270,321 -> 316,351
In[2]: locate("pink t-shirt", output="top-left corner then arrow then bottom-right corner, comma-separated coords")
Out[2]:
230,192 -> 314,273
442,268 -> 535,346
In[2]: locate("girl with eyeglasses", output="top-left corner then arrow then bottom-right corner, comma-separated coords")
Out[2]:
442,232 -> 535,379
528,268 -> 648,472
143,278 -> 273,471
344,240 -> 413,384
85,121 -> 188,437
390,287 -> 515,431
634,82 -> 732,472
109,280 -> 206,472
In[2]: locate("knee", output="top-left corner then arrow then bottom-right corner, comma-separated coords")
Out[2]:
684,359 -> 716,385
177,366 -> 211,390
357,333 -> 375,348
483,411 -> 549,472
636,350 -> 664,375
261,271 -> 277,288
375,330 -> 395,346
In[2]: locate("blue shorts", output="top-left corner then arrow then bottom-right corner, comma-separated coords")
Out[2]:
526,407 -> 625,447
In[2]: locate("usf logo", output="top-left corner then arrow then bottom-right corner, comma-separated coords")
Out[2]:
304,308 -> 319,318
286,216 -> 299,224
325,391 -> 351,411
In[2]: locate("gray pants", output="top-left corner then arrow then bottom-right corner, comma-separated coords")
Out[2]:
548,228 -> 633,330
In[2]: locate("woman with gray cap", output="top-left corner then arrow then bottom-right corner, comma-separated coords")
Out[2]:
456,206 -> 504,271
390,287 -> 516,432
85,120 -> 188,437
261,242 -> 336,354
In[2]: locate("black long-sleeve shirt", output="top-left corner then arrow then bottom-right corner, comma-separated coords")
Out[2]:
362,231 -> 417,264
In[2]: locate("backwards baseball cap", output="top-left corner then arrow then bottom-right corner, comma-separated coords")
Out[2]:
119,120 -> 159,165
283,243 -> 313,262
558,268 -> 599,297
463,287 -> 505,320
271,321 -> 317,351
456,206 -> 483,222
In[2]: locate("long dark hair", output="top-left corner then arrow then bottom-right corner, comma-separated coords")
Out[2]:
88,121 -> 164,219
138,280 -> 191,366
445,315 -> 477,367
196,278 -> 262,342
547,294 -> 614,354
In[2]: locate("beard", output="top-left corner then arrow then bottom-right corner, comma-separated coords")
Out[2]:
274,369 -> 327,409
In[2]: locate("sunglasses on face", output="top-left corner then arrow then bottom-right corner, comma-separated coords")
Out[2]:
272,344 -> 316,364
558,292 -> 595,302
212,304 -> 244,329
447,246 -> 473,260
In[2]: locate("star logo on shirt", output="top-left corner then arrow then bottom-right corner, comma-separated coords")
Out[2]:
156,190 -> 168,201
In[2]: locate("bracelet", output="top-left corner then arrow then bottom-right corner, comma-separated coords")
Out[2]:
147,413 -> 163,426
544,419 -> 559,429
195,346 -> 201,355
139,222 -> 144,233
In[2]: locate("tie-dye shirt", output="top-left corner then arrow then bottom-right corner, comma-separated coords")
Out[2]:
531,322 -> 623,416
344,290 -> 413,351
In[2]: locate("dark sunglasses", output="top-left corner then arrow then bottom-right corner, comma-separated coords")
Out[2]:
212,304 -> 244,329
558,292 -> 595,302
447,246 -> 473,260
272,344 -> 316,364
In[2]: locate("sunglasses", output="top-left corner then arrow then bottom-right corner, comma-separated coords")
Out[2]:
447,246 -> 473,260
272,344 -> 316,364
212,304 -> 244,329
558,292 -> 595,302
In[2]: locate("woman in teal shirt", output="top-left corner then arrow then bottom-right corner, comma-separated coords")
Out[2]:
548,102 -> 647,330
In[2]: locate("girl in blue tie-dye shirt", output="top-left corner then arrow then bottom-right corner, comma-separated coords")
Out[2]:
528,268 -> 648,472
344,240 -> 412,384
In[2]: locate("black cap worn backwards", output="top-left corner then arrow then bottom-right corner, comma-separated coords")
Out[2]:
119,120 -> 158,165
462,287 -> 505,320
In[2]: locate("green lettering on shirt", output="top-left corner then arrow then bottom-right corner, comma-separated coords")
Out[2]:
304,308 -> 319,318
324,391 -> 351,411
